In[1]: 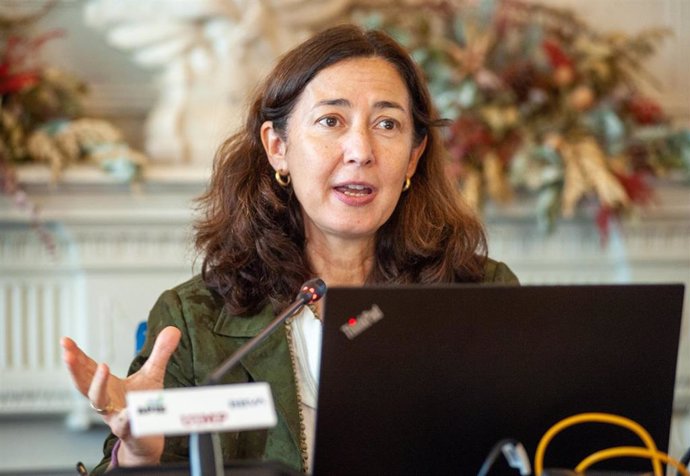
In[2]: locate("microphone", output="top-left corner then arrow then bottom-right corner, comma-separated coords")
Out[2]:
205,277 -> 326,385
190,278 -> 327,476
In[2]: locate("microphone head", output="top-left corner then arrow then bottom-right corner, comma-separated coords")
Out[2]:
298,278 -> 327,304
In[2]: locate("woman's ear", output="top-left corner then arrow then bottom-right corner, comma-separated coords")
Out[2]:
260,121 -> 288,172
406,135 -> 428,178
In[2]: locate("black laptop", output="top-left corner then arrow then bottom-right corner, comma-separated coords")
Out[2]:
313,284 -> 684,475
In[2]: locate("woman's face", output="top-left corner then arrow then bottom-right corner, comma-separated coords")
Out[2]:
262,57 -> 426,245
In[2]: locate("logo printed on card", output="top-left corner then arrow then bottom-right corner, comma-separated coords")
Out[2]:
136,395 -> 167,415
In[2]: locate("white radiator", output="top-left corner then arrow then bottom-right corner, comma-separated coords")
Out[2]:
0,183 -> 198,425
0,277 -> 78,414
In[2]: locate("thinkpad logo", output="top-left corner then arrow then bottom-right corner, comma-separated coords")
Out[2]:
339,304 -> 384,339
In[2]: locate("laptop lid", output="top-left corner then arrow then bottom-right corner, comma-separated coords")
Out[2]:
313,284 -> 684,475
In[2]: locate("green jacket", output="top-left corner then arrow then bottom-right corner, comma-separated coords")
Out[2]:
91,260 -> 518,474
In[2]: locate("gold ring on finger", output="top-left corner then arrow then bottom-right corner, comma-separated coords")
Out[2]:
89,400 -> 117,415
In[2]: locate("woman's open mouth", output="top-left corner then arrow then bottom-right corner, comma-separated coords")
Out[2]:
333,183 -> 377,206
335,184 -> 373,197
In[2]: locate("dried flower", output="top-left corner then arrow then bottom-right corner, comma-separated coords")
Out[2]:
354,0 -> 690,233
1,26 -> 147,183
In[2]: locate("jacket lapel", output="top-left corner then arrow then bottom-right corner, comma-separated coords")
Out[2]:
212,304 -> 302,461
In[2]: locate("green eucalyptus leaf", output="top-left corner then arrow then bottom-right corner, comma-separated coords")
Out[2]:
458,80 -> 479,108
536,185 -> 561,234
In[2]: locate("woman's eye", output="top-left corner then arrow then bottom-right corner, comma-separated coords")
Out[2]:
378,119 -> 398,130
318,116 -> 339,127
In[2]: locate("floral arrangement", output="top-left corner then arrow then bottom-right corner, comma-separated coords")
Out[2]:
0,9 -> 150,254
0,29 -> 147,185
1,8 -> 148,252
354,0 -> 690,233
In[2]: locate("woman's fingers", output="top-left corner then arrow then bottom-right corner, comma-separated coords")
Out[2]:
60,330 -> 172,466
140,326 -> 181,383
60,336 -> 98,396
109,406 -> 165,464
62,326 -> 180,433
86,363 -> 117,413
70,355 -> 164,463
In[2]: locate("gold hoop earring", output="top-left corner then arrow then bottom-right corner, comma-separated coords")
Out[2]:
275,170 -> 291,187
402,177 -> 411,192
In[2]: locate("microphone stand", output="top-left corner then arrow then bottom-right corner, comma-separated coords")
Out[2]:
190,278 -> 327,476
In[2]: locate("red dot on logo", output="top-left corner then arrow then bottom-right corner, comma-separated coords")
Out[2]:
348,318 -> 357,326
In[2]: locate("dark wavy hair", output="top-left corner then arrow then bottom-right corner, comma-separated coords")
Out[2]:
194,24 -> 488,316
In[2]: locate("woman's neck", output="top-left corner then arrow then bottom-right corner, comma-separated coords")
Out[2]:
306,237 -> 375,288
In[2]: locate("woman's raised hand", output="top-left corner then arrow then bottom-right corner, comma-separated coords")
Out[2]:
61,326 -> 181,465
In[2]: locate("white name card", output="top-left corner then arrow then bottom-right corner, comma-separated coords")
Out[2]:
126,382 -> 277,437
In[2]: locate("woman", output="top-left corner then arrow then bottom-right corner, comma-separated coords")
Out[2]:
61,24 -> 518,474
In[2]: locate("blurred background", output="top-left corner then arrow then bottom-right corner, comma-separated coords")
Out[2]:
1,0 -> 688,474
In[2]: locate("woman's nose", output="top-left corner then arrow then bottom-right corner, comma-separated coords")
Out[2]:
342,126 -> 374,166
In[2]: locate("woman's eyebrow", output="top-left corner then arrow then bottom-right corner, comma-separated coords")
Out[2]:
313,98 -> 406,112
314,98 -> 351,108
374,100 -> 406,113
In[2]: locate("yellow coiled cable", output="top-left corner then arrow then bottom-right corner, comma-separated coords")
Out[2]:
576,446 -> 688,475
533,412 -> 663,476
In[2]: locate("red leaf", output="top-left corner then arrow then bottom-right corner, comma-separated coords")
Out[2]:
595,206 -> 614,245
613,171 -> 655,205
0,72 -> 40,94
542,39 -> 572,68
1,30 -> 65,77
627,95 -> 665,125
